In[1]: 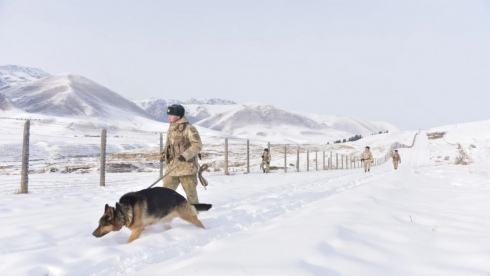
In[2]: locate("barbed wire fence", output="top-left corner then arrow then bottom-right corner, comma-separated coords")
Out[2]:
0,118 -> 165,194
221,136 -> 405,175
1,118 -> 412,194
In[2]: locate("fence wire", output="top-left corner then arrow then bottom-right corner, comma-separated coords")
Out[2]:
1,118 -> 411,194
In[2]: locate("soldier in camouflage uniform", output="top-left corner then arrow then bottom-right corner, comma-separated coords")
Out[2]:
161,104 -> 202,204
260,148 -> 271,173
360,146 -> 373,173
392,150 -> 401,170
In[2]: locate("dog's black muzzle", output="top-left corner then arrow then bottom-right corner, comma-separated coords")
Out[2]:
92,229 -> 109,238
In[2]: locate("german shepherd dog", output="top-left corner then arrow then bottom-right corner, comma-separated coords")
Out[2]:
92,187 -> 212,243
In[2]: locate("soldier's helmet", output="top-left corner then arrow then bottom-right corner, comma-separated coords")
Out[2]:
167,104 -> 185,117
366,146 -> 370,149
395,150 -> 398,152
264,148 -> 269,151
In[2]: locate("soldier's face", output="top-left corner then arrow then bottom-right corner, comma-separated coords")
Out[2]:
168,115 -> 181,123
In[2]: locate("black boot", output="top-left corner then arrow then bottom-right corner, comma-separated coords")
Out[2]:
263,169 -> 266,173
368,169 -> 370,172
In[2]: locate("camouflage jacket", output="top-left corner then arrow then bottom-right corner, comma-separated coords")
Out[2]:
360,150 -> 373,161
162,116 -> 202,176
393,152 -> 401,162
262,151 -> 271,162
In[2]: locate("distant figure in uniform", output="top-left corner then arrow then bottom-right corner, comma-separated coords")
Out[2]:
392,150 -> 401,170
360,146 -> 374,172
160,104 -> 202,204
261,148 -> 271,173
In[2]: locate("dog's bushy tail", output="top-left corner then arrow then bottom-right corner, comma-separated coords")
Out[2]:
191,204 -> 212,211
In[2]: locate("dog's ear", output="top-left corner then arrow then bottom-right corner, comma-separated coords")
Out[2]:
115,203 -> 122,211
105,204 -> 109,212
107,206 -> 115,219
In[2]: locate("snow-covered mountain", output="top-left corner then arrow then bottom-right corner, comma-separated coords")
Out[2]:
0,65 -> 399,143
0,93 -> 16,111
132,98 -> 237,123
0,73 -> 155,122
194,103 -> 344,143
0,65 -> 50,90
194,103 -> 399,143
196,103 -> 323,131
295,112 -> 400,137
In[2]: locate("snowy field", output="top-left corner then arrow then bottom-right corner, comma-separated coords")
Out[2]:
1,129 -> 490,275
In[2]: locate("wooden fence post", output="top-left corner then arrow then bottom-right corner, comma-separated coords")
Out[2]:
341,155 -> 344,169
100,128 -> 107,187
316,151 -> 318,171
323,151 -> 325,170
336,153 -> 338,169
247,139 -> 250,174
307,150 -> 310,172
224,138 -> 229,175
160,132 -> 163,178
296,148 -> 300,172
20,120 -> 30,194
268,142 -> 270,152
330,151 -> 333,170
284,144 -> 287,173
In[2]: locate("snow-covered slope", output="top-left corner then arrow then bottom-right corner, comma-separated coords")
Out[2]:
0,74 -> 155,122
194,103 -> 397,143
196,103 -> 323,131
0,65 -> 50,90
425,119 -> 490,167
296,112 -> 399,137
132,98 -> 237,123
0,93 -> 16,111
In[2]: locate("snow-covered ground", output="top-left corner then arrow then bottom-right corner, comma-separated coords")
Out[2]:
1,130 -> 489,275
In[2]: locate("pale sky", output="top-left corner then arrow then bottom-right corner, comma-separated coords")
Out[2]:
1,0 -> 489,130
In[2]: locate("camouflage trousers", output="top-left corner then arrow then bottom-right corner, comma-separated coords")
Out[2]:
163,174 -> 199,204
393,161 -> 399,169
364,160 -> 371,172
260,161 -> 270,173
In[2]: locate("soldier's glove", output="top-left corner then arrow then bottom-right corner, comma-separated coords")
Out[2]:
159,154 -> 165,163
178,155 -> 186,162
267,162 -> 270,165
361,158 -> 364,162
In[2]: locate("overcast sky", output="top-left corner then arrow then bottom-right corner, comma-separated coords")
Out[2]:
1,0 -> 489,130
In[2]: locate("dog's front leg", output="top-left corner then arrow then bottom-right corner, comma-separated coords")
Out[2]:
127,227 -> 144,243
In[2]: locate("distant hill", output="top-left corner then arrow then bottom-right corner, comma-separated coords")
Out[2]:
0,64 -> 400,143
0,65 -> 50,90
132,98 -> 236,123
0,73 -> 154,122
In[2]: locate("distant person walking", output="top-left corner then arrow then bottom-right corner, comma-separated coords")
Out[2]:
392,150 -> 401,170
360,146 -> 373,172
261,148 -> 271,173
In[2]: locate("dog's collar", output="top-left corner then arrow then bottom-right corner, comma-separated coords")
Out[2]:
116,204 -> 133,228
